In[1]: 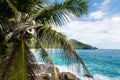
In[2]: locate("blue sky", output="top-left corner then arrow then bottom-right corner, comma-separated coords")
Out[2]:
58,0 -> 120,49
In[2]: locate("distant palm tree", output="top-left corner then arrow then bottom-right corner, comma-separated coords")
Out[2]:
0,0 -> 92,80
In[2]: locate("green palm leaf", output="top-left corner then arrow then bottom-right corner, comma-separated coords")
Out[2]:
31,38 -> 59,80
2,39 -> 36,80
9,39 -> 27,80
36,26 -> 90,75
1,41 -> 21,80
0,0 -> 92,79
34,0 -> 88,26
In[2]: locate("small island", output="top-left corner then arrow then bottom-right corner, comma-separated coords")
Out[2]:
69,39 -> 97,49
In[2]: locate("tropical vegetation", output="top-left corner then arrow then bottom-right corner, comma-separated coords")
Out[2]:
0,0 -> 92,80
70,39 -> 97,49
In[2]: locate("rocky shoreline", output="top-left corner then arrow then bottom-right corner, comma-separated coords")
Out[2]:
34,64 -> 81,80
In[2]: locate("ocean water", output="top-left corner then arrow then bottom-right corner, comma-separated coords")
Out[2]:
33,49 -> 120,80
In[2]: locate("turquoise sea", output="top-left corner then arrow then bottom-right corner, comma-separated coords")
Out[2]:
33,49 -> 120,80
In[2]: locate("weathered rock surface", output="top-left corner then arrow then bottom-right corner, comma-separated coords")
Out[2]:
60,72 -> 80,80
33,64 -> 80,80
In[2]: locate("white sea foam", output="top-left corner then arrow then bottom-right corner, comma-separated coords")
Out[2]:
56,65 -> 120,80
93,74 -> 120,80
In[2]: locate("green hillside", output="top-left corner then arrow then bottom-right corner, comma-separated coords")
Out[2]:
69,39 -> 97,49
30,38 -> 97,49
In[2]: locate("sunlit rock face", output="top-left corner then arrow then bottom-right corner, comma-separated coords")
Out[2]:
33,64 -> 80,80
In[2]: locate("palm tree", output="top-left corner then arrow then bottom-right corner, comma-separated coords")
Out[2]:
0,0 -> 92,80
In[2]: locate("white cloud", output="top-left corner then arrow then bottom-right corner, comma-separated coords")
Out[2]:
110,16 -> 120,23
59,15 -> 120,49
89,0 -> 111,20
55,0 -> 119,49
99,0 -> 111,11
101,0 -> 111,6
89,10 -> 105,19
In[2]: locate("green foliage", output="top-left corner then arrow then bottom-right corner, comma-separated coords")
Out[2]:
9,40 -> 27,80
30,38 -> 97,49
35,0 -> 88,26
69,39 -> 97,49
0,0 -> 93,80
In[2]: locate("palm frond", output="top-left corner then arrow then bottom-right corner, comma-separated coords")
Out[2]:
0,0 -> 91,79
5,0 -> 21,22
31,37 -> 59,80
36,26 -> 91,75
6,0 -> 18,13
22,41 -> 36,80
9,39 -> 27,80
8,0 -> 32,13
1,39 -> 37,80
0,1 -> 14,33
2,41 -> 21,80
16,0 -> 46,13
29,0 -> 46,15
33,0 -> 88,26
0,16 -> 14,34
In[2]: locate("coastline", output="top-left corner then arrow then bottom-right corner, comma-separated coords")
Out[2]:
33,63 -> 82,80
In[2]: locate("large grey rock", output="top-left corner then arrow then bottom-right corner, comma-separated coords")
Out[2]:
60,72 -> 80,80
32,64 -> 81,80
47,66 -> 59,74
